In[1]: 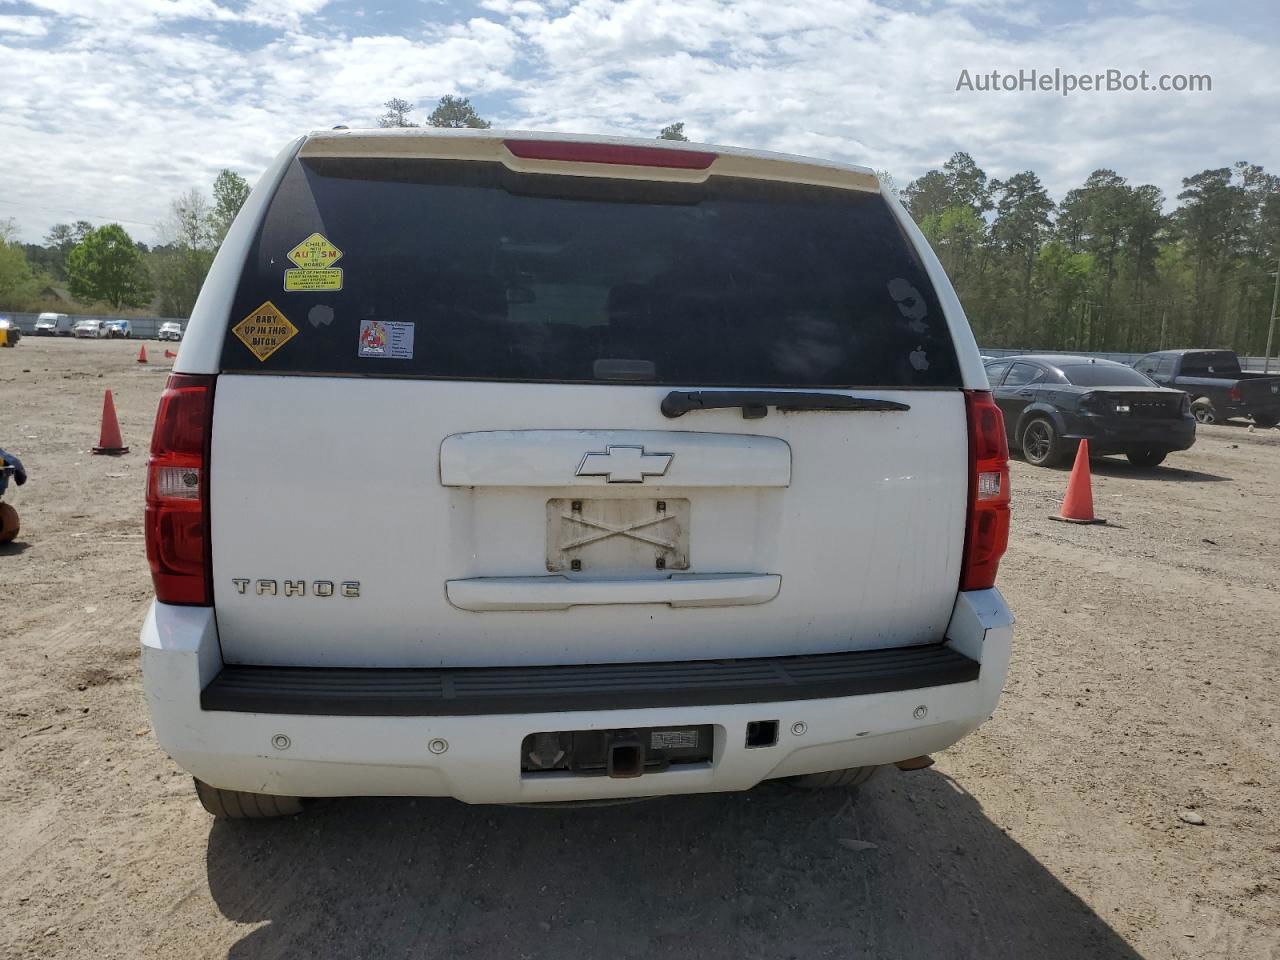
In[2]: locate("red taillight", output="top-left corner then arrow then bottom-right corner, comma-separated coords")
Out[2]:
960,390 -> 1011,591
145,374 -> 215,605
504,139 -> 717,170
1229,384 -> 1242,403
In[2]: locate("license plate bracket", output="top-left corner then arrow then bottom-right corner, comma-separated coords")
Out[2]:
546,498 -> 690,573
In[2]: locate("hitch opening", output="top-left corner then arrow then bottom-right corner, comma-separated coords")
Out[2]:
606,738 -> 646,778
520,725 -> 711,777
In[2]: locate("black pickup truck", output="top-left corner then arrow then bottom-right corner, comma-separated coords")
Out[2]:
1133,350 -> 1280,427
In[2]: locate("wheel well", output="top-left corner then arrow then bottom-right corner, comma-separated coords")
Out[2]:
1017,411 -> 1055,442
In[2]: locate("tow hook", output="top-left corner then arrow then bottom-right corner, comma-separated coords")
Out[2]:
895,755 -> 935,771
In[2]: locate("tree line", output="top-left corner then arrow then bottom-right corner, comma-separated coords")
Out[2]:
374,93 -> 690,142
0,92 -> 697,319
901,154 -> 1280,354
0,95 -> 504,316
0,169 -> 250,317
14,97 -> 1264,354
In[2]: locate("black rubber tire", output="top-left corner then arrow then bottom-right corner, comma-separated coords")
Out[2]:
1021,417 -> 1068,468
1126,450 -> 1167,468
1253,413 -> 1279,429
194,779 -> 305,819
0,503 -> 18,543
786,765 -> 880,790
1191,398 -> 1217,425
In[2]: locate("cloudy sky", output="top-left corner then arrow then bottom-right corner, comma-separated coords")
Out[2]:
1,0 -> 1276,245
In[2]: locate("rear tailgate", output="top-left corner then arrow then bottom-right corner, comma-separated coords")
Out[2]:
211,380 -> 966,666
206,136 -> 971,669
1237,376 -> 1280,409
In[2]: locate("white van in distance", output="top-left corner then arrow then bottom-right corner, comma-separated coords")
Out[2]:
35,312 -> 73,336
141,129 -> 1013,817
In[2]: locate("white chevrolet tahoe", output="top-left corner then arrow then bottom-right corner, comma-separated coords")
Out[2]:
141,129 -> 1013,818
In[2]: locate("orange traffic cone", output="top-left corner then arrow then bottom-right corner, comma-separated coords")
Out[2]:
1051,439 -> 1104,524
137,345 -> 148,363
164,349 -> 177,359
92,390 -> 129,455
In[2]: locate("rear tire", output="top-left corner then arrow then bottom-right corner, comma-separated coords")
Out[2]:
1253,413 -> 1279,429
1126,450 -> 1167,468
1191,398 -> 1217,424
0,503 -> 18,543
786,765 -> 880,790
194,779 -> 305,819
1021,417 -> 1068,467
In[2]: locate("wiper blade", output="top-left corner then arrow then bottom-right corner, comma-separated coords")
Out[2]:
660,390 -> 911,419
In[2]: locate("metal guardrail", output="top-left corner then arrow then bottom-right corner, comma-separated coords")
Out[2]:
980,347 -> 1276,374
2,312 -> 186,339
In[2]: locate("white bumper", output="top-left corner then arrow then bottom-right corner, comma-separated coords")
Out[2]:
141,591 -> 1013,804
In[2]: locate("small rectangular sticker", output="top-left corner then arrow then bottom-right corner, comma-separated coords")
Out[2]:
358,319 -> 414,359
650,729 -> 699,750
284,267 -> 343,292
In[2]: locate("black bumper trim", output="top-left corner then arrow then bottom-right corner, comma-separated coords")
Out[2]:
200,644 -> 979,717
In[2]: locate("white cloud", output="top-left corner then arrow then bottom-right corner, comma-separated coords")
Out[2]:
0,12 -> 521,242
240,0 -> 335,29
504,0 -> 1278,203
0,0 -> 1276,245
12,0 -> 232,24
0,15 -> 51,36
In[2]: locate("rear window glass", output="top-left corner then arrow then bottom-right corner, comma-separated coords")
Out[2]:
220,157 -> 960,387
1179,352 -> 1241,376
1061,364 -> 1156,387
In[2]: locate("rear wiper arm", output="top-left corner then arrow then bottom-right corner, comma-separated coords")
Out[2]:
661,390 -> 911,419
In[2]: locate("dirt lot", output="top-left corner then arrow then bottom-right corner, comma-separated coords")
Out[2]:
2,336 -> 1278,960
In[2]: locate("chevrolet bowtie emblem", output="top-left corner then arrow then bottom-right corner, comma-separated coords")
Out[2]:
576,445 -> 673,483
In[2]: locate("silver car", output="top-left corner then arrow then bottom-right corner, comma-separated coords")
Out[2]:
73,319 -> 109,339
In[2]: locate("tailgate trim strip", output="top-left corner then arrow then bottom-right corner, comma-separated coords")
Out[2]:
200,644 -> 979,716
446,573 -> 780,611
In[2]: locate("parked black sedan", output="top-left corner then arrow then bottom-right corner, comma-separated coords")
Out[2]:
984,354 -> 1196,468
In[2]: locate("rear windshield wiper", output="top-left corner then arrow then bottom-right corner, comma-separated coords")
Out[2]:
661,390 -> 911,419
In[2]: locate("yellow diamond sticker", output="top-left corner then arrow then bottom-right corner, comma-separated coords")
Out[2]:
232,301 -> 298,362
287,232 -> 342,269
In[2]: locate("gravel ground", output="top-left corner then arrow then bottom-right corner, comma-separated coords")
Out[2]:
2,337 -> 1278,960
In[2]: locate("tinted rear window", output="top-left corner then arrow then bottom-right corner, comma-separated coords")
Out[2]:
1179,352 -> 1241,376
1061,364 -> 1157,387
220,156 -> 960,387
